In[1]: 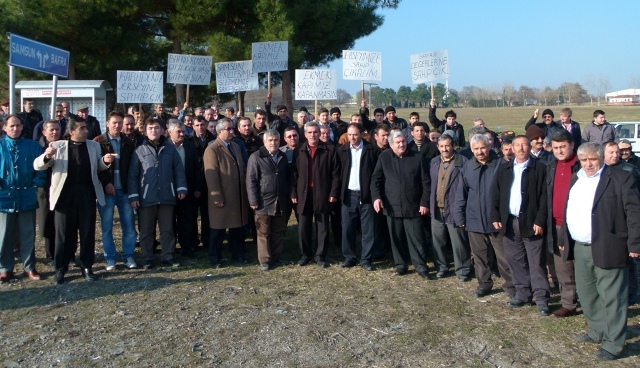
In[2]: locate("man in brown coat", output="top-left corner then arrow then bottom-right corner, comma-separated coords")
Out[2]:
204,118 -> 250,267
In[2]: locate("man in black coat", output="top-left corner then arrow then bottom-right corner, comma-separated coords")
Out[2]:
337,123 -> 378,271
491,135 -> 550,315
371,130 -> 434,280
191,115 -> 215,248
292,122 -> 341,268
561,142 -> 640,361
428,99 -> 464,148
407,122 -> 439,161
167,120 -> 203,258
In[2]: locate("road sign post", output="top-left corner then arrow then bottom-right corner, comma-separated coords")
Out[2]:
8,33 -> 70,117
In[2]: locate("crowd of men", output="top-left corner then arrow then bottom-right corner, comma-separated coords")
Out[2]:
1,96 -> 639,361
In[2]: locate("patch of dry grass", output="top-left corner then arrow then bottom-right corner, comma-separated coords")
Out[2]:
2,213 -> 640,366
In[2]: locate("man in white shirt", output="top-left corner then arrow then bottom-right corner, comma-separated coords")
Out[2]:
562,142 -> 640,361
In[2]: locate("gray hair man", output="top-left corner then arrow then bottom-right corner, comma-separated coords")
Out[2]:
561,142 -> 640,360
246,129 -> 292,271
371,130 -> 434,279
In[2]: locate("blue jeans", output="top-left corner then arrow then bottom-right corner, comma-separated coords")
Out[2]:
97,189 -> 136,261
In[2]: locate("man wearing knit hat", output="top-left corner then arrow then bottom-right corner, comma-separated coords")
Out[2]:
329,107 -> 348,139
383,106 -> 410,139
429,99 -> 465,148
526,125 -> 553,165
264,92 -> 297,141
525,108 -> 561,138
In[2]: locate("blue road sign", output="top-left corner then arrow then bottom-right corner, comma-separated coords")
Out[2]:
9,33 -> 70,78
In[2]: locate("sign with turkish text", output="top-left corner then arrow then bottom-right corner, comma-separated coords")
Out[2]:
117,71 -> 164,103
166,54 -> 213,85
251,41 -> 288,73
294,69 -> 337,100
410,49 -> 449,84
342,50 -> 382,81
215,61 -> 259,93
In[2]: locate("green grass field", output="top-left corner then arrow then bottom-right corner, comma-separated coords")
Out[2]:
334,104 -> 640,135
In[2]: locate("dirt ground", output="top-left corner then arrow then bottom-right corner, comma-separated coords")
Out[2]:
2,219 -> 640,367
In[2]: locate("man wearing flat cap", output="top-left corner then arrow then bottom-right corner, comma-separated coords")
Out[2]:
75,105 -> 102,140
264,92 -> 297,142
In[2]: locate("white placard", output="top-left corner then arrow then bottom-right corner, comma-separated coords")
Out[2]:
117,71 -> 163,103
342,50 -> 382,81
215,60 -> 259,94
294,69 -> 337,100
410,49 -> 449,84
251,41 -> 288,73
166,54 -> 213,85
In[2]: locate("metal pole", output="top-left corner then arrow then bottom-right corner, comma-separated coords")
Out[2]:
51,76 -> 58,119
8,65 -> 16,114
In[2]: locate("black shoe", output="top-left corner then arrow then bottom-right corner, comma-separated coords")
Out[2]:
573,333 -> 600,344
298,257 -> 312,266
361,263 -> 373,271
54,270 -> 65,285
161,259 -> 180,267
506,298 -> 526,308
593,348 -> 618,361
395,266 -> 407,276
537,304 -> 550,316
317,260 -> 329,268
418,271 -> 435,280
436,270 -> 447,278
81,268 -> 98,281
143,260 -> 154,269
341,259 -> 357,268
474,288 -> 491,298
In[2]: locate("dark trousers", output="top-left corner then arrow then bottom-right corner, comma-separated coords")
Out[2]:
372,211 -> 389,258
329,201 -> 342,250
431,208 -> 471,277
196,194 -> 210,247
468,231 -> 515,296
387,216 -> 428,273
175,196 -> 198,252
503,216 -> 550,305
36,187 -> 55,259
209,227 -> 244,264
54,185 -> 96,271
298,190 -> 329,262
551,225 -> 577,309
255,213 -> 288,264
139,204 -> 176,262
341,191 -> 375,264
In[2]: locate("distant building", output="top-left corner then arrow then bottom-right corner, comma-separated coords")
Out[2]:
606,89 -> 640,105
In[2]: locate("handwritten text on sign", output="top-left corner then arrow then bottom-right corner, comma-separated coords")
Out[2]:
342,50 -> 381,81
166,54 -> 213,85
294,69 -> 337,100
117,71 -> 164,103
252,41 -> 288,73
410,49 -> 449,84
215,60 -> 259,94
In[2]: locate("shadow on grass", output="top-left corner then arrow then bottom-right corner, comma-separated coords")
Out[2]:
0,271 -> 245,312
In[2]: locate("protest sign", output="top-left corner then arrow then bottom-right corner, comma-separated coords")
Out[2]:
410,49 -> 449,84
294,69 -> 337,100
251,41 -> 288,73
215,60 -> 259,94
166,54 -> 213,85
342,50 -> 382,81
117,71 -> 163,103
